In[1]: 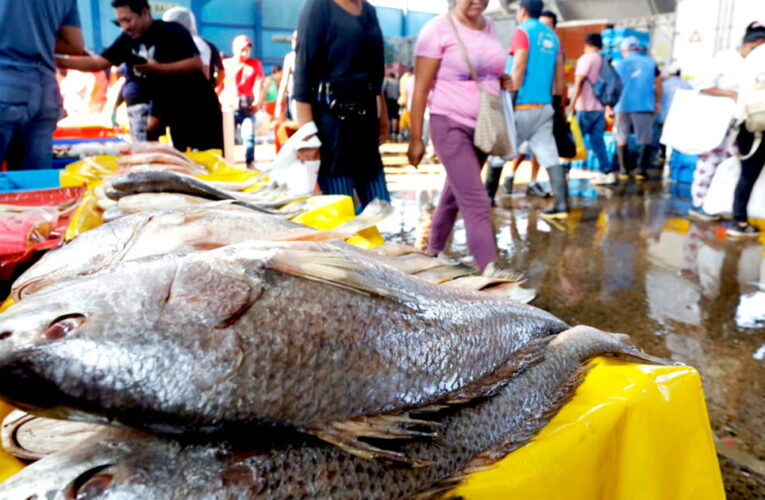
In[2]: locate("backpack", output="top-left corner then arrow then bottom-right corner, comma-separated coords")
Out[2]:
588,56 -> 623,107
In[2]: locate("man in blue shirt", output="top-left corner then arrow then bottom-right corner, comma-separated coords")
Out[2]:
0,0 -> 84,170
508,0 -> 567,219
611,36 -> 662,180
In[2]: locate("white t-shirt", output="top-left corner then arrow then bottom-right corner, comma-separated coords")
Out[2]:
192,35 -> 212,69
696,49 -> 745,92
737,43 -> 765,121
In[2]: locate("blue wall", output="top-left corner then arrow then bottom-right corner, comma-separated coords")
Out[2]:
77,0 -> 435,69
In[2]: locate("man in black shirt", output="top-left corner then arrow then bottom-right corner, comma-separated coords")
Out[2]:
58,0 -> 222,152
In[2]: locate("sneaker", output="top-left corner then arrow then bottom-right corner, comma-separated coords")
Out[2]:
688,207 -> 721,222
726,222 -> 761,239
526,182 -> 551,198
540,208 -> 569,220
591,172 -> 618,186
482,261 -> 525,282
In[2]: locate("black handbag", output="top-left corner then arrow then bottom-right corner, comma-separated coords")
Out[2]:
553,107 -> 577,159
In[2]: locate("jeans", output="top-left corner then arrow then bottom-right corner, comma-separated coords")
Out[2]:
576,111 -> 613,173
235,109 -> 256,164
734,129 -> 765,222
0,66 -> 61,170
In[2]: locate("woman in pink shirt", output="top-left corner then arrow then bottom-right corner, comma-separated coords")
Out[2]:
407,0 -> 512,275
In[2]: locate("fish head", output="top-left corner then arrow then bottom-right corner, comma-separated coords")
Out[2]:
0,253 -> 260,428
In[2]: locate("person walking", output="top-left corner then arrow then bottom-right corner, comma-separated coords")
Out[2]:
688,23 -> 761,222
407,0 -> 513,274
611,36 -> 661,181
293,0 -> 391,209
382,73 -> 401,140
727,24 -> 765,238
0,0 -> 84,170
59,0 -> 223,152
508,0 -> 567,219
568,33 -> 617,186
276,31 -> 297,122
220,35 -> 264,169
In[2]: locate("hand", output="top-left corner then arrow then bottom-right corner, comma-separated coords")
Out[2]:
297,147 -> 320,162
379,117 -> 390,145
134,58 -> 160,73
500,74 -> 514,92
605,106 -> 615,121
567,102 -> 576,115
654,102 -> 660,116
408,139 -> 425,167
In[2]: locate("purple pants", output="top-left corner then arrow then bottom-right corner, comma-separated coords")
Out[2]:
428,114 -> 497,271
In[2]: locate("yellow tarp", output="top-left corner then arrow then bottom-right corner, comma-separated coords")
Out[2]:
0,360 -> 724,497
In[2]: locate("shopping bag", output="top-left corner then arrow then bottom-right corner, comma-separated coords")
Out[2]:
660,89 -> 737,154
554,108 -> 576,159
501,90 -> 518,157
702,156 -> 765,219
568,113 -> 588,162
269,121 -> 322,194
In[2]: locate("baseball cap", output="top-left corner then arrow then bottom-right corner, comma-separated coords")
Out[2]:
620,36 -> 640,51
520,0 -> 544,18
232,34 -> 253,54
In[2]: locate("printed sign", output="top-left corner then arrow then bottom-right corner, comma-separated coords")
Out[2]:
149,2 -> 185,15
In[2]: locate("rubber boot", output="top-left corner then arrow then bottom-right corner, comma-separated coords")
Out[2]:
484,166 -> 503,206
617,145 -> 632,178
541,165 -> 569,219
636,145 -> 653,180
503,175 -> 515,195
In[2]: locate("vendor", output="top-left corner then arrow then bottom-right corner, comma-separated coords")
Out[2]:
58,0 -> 223,152
0,0 -> 84,170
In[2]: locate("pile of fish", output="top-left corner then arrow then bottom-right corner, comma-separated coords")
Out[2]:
0,157 -> 670,498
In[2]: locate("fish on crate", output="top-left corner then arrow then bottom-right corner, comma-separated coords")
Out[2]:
0,239 -> 567,463
0,327 -> 670,500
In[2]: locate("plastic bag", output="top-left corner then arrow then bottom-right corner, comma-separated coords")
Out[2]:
269,121 -> 322,194
568,114 -> 588,162
0,208 -> 59,253
501,90 -> 518,158
660,89 -> 737,154
702,155 -> 765,219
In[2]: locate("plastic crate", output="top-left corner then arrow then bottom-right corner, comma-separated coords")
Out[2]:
669,151 -> 698,184
0,186 -> 86,281
0,169 -> 61,193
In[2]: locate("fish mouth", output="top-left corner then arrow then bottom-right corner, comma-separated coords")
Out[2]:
64,464 -> 116,499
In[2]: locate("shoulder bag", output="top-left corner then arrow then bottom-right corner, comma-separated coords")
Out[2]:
447,15 -> 511,157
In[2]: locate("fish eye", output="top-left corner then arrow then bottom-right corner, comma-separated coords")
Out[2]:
43,314 -> 87,341
64,464 -> 115,500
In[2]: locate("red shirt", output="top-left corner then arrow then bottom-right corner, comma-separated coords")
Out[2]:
223,57 -> 264,98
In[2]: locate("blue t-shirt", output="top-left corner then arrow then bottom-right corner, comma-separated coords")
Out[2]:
614,51 -> 658,113
0,0 -> 80,75
510,19 -> 559,106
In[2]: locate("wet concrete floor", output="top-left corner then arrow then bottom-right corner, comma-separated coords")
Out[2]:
378,168 -> 765,498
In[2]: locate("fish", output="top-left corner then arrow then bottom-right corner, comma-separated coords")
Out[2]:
0,239 -> 568,462
11,201 -> 392,300
104,170 -> 292,215
117,193 -> 216,213
0,327 -> 668,499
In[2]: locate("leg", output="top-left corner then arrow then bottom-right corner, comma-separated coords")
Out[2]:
354,167 -> 391,208
530,155 -> 541,181
13,78 -> 60,170
242,112 -> 256,165
526,106 -> 568,216
691,147 -> 727,209
634,113 -> 655,179
584,111 -> 612,173
429,115 -> 497,270
614,113 -> 633,175
127,103 -> 150,142
485,156 -> 505,204
0,108 -> 22,168
526,155 -> 550,198
733,131 -> 765,224
318,174 -> 355,198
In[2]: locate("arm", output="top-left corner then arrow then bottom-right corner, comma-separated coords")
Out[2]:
135,55 -> 203,74
700,87 -> 738,100
407,56 -> 440,167
553,50 -> 565,97
511,48 -> 528,92
275,58 -> 292,120
654,75 -> 662,115
568,74 -> 586,113
55,26 -> 85,55
378,95 -> 389,144
57,54 -> 112,72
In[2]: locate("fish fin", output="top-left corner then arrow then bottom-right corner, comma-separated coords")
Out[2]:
267,249 -> 418,303
414,366 -> 591,500
443,336 -> 554,405
310,414 -> 438,467
414,264 -> 475,284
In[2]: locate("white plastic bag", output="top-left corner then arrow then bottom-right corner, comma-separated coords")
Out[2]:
502,90 -> 518,158
269,121 -> 322,194
702,156 -> 765,219
660,90 -> 737,155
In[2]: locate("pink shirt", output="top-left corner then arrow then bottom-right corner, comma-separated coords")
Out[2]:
415,15 -> 505,128
575,51 -> 604,112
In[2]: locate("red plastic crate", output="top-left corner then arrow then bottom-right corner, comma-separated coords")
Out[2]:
0,186 -> 86,281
